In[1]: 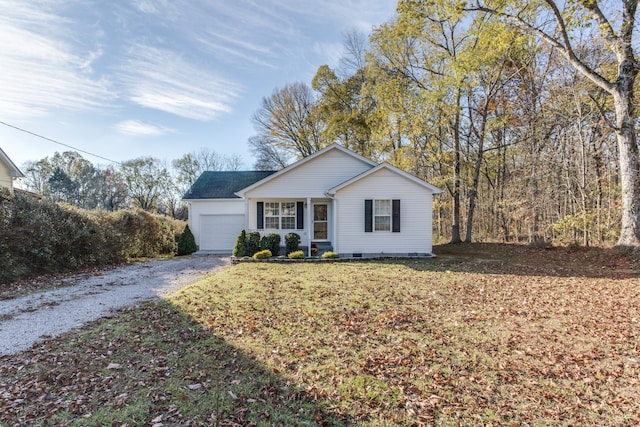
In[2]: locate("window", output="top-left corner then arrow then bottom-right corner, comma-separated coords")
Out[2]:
264,202 -> 296,230
265,202 -> 280,229
365,199 -> 400,233
281,202 -> 296,229
374,200 -> 391,231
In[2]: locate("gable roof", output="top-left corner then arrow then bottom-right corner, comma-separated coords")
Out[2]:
235,143 -> 377,197
183,171 -> 276,200
326,162 -> 443,195
0,147 -> 24,178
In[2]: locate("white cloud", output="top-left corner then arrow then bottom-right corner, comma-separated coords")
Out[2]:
0,1 -> 115,119
132,0 -> 169,15
312,41 -> 344,68
0,0 -> 396,124
196,29 -> 277,69
275,0 -> 396,32
114,119 -> 173,137
119,45 -> 241,120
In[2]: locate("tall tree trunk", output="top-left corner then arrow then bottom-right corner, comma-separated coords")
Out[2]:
450,88 -> 463,244
465,147 -> 483,243
590,124 -> 604,243
613,88 -> 640,246
465,107 -> 487,243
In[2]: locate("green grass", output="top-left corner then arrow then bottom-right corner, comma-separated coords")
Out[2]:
1,243 -> 640,426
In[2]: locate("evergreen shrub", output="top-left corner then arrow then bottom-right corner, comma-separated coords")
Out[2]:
260,233 -> 281,256
232,230 -> 247,257
177,224 -> 197,255
285,232 -> 300,254
246,232 -> 261,256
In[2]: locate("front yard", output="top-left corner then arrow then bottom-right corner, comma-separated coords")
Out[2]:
1,244 -> 639,426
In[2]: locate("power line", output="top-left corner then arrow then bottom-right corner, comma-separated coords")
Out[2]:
0,120 -> 122,165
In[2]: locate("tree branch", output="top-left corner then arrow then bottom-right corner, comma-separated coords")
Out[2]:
470,1 -> 616,94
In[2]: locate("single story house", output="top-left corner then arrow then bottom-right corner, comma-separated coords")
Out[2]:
0,147 -> 24,194
183,143 -> 442,257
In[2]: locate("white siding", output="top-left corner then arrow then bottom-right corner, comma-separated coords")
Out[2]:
334,168 -> 435,255
244,149 -> 373,199
187,199 -> 245,249
0,161 -> 13,193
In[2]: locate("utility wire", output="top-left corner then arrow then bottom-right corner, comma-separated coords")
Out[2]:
0,120 -> 122,165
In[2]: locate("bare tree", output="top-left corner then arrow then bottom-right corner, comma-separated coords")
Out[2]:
250,82 -> 325,165
472,0 -> 640,246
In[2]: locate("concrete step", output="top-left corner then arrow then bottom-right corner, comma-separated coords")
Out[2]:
311,241 -> 333,256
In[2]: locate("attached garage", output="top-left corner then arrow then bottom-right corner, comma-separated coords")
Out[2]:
182,171 -> 277,253
199,214 -> 245,252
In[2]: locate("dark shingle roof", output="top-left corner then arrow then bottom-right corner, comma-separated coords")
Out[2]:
182,171 -> 276,200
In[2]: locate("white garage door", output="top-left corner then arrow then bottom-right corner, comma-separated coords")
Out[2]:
200,214 -> 245,252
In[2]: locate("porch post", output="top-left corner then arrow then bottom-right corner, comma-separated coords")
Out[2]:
332,198 -> 338,253
307,197 -> 312,257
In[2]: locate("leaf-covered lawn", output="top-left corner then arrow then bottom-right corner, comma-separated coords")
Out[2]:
1,244 -> 640,426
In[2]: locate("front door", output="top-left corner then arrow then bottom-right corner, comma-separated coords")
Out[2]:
313,204 -> 328,240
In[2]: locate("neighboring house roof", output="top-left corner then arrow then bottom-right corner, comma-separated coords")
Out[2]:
0,147 -> 24,178
183,171 -> 276,200
326,162 -> 443,196
234,143 -> 378,197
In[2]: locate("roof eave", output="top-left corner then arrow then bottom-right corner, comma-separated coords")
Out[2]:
0,147 -> 24,178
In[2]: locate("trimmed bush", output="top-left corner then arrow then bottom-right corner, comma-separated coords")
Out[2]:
246,232 -> 261,256
322,251 -> 339,259
0,189 -> 182,284
177,224 -> 197,256
232,230 -> 247,257
285,232 -> 300,254
111,210 -> 177,258
260,233 -> 281,256
288,250 -> 305,259
253,249 -> 272,259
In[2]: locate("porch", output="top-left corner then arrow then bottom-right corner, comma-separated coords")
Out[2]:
246,228 -> 333,257
245,197 -> 334,256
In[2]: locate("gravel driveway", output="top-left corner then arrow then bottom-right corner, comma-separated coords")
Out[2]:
0,255 -> 229,356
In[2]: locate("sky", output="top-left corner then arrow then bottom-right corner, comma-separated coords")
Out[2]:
0,0 -> 397,170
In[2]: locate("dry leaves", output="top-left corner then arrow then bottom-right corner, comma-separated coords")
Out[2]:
2,243 -> 640,426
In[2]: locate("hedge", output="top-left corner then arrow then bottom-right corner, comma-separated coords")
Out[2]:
0,189 -> 182,284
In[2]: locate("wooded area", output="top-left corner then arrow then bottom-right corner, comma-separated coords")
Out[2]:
18,149 -> 242,220
250,0 -> 639,247
18,1 -> 639,247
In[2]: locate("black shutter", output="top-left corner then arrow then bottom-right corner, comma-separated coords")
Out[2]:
257,202 -> 264,229
296,201 -> 304,229
365,199 -> 373,232
392,199 -> 401,232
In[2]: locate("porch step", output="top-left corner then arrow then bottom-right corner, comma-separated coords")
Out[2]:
311,241 -> 333,256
